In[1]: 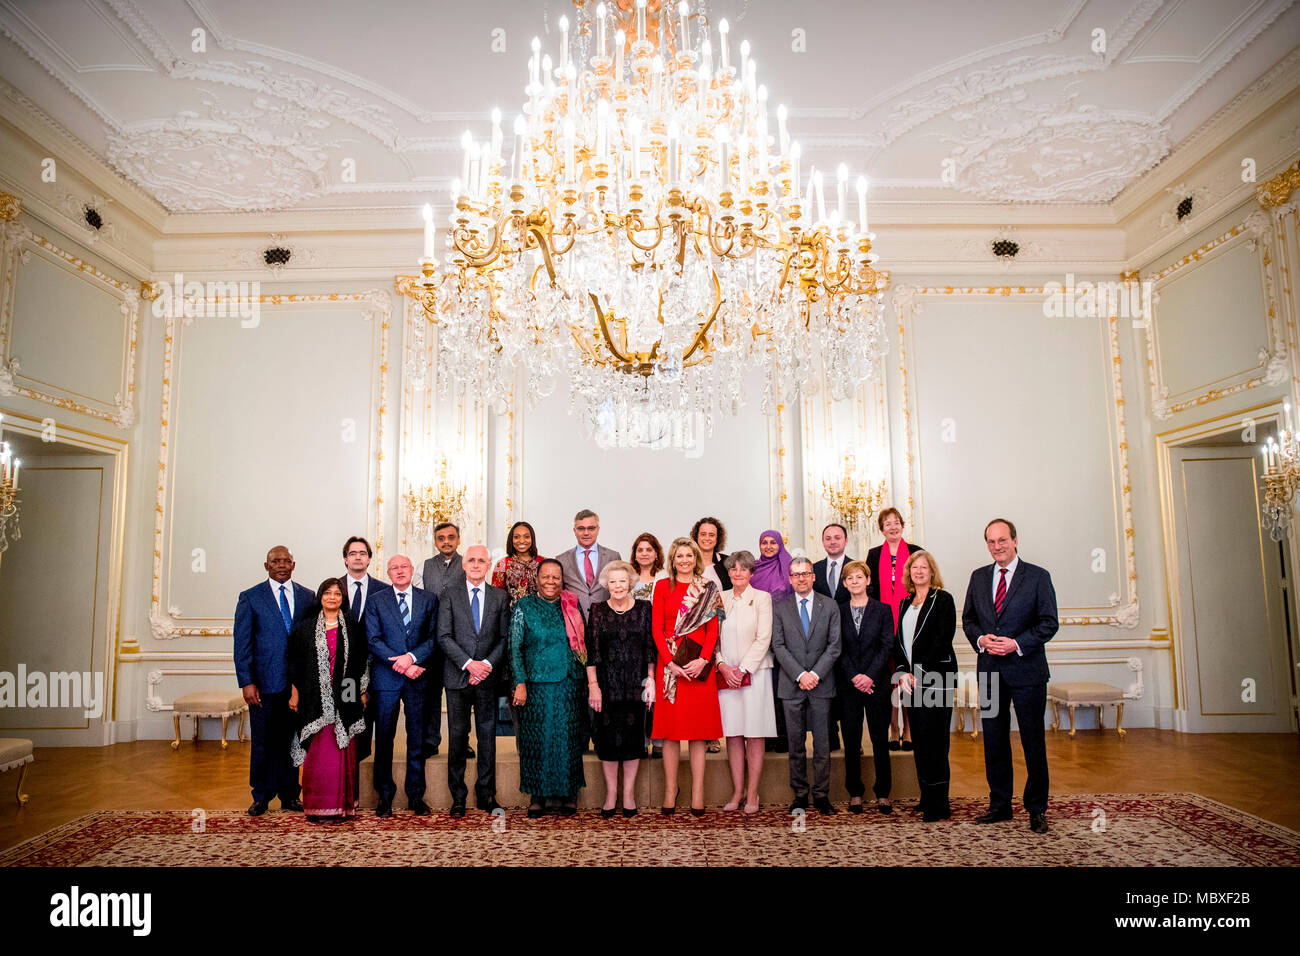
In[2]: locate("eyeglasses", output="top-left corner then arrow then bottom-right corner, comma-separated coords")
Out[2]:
791,571 -> 814,578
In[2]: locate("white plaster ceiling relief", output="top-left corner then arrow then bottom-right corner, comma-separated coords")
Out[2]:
105,94 -> 339,211
942,90 -> 1169,202
223,232 -> 318,275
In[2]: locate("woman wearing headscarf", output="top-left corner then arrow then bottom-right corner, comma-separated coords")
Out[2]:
510,558 -> 587,817
748,529 -> 794,752
651,537 -> 724,815
288,578 -> 370,822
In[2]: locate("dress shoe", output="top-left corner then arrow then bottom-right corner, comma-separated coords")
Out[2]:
900,740 -> 913,752
375,800 -> 393,818
887,740 -> 901,751
280,798 -> 303,812
975,808 -> 1013,824
558,804 -> 577,817
449,804 -> 467,819
877,799 -> 893,815
409,798 -> 432,816
922,807 -> 951,822
813,797 -> 837,816
1029,813 -> 1049,834
247,801 -> 269,817
848,800 -> 863,815
789,796 -> 809,813
477,799 -> 502,814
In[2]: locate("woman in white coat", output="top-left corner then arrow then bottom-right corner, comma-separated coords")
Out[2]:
714,550 -> 777,813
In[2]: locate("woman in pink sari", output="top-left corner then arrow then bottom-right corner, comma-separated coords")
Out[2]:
864,508 -> 922,751
288,578 -> 369,822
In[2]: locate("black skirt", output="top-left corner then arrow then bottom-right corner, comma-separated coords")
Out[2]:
592,701 -> 648,762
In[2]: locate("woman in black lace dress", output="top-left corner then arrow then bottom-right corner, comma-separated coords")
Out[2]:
586,560 -> 656,817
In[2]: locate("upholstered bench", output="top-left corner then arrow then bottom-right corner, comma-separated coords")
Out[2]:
172,691 -> 248,750
951,677 -> 980,739
1047,681 -> 1126,738
0,738 -> 34,805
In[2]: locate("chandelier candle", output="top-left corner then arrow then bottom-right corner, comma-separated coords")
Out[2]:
412,3 -> 888,449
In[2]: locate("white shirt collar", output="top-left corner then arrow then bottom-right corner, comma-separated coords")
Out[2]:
466,579 -> 486,601
996,555 -> 1020,578
268,578 -> 293,592
393,585 -> 413,600
576,543 -> 598,557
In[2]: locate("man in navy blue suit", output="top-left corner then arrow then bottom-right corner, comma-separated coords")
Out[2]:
365,553 -> 438,817
233,545 -> 316,816
341,535 -> 389,765
962,519 -> 1059,834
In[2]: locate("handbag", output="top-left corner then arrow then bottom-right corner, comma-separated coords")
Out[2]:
715,665 -> 752,690
672,636 -> 715,680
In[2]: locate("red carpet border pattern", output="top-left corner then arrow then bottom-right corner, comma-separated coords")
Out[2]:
2,793 -> 1296,867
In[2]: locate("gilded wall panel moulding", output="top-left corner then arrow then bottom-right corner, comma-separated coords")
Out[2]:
1256,160 -> 1300,209
0,190 -> 20,221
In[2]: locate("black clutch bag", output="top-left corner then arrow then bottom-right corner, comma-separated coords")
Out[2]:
672,636 -> 714,680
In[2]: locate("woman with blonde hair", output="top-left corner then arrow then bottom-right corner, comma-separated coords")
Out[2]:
651,537 -> 724,815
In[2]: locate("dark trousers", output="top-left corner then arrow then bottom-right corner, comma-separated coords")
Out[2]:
248,688 -> 299,804
827,691 -> 842,750
767,669 -> 789,751
355,689 -> 378,765
981,674 -> 1049,814
907,703 -> 952,812
841,683 -> 893,799
374,680 -> 427,803
421,649 -> 444,756
782,695 -> 832,799
446,682 -> 498,806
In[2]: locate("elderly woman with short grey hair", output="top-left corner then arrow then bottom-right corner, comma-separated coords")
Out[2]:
715,550 -> 777,813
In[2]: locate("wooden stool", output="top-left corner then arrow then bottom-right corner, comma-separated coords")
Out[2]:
951,678 -> 979,739
1047,681 -> 1126,738
0,738 -> 34,805
172,691 -> 248,750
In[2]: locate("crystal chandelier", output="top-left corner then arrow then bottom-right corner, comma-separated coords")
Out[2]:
1261,405 -> 1298,541
412,0 -> 888,447
403,452 -> 467,536
822,451 -> 887,532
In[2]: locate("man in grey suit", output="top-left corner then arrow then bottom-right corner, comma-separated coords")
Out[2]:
771,556 -> 842,815
437,544 -> 508,818
419,520 -> 464,759
556,508 -> 621,619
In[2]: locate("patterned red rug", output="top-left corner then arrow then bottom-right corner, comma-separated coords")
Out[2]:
3,793 -> 1296,866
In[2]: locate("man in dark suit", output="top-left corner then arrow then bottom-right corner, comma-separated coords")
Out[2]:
962,518 -> 1059,834
437,544 -> 508,818
812,522 -> 851,751
419,521 -> 463,759
365,553 -> 439,816
341,535 -> 389,765
771,557 -> 842,815
233,545 -> 315,816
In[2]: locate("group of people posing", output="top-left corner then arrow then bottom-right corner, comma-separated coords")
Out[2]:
233,506 -> 1059,832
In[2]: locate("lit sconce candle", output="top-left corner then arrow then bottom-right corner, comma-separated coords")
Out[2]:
777,104 -> 789,156
564,119 -> 577,185
558,16 -> 570,73
530,37 -> 541,86
542,55 -> 554,99
716,126 -> 730,189
636,0 -> 647,42
0,412 -> 4,445
668,120 -> 680,184
756,84 -> 768,152
1286,402 -> 1294,434
459,131 -> 473,191
629,116 -> 643,178
814,169 -> 826,222
10,458 -> 17,490
746,58 -> 757,100
701,37 -> 712,78
596,99 -> 610,159
790,141 -> 801,196
597,3 -> 608,59
614,29 -> 625,78
836,164 -> 848,222
490,108 -> 502,161
1262,445 -> 1271,473
421,203 -> 435,259
468,142 -> 481,198
511,114 -> 526,182
740,39 -> 750,83
718,18 -> 730,71
678,2 -> 690,50
856,176 -> 869,233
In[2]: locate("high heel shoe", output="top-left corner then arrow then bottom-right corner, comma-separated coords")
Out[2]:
661,787 -> 679,815
600,807 -> 617,819
623,806 -> 638,818
690,807 -> 706,817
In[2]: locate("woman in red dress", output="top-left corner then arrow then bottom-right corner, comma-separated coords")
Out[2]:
651,536 -> 724,816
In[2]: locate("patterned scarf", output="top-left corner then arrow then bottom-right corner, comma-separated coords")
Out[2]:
663,577 -> 720,704
559,589 -> 587,664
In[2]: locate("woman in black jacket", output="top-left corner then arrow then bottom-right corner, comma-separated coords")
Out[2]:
288,577 -> 370,822
836,560 -> 897,814
893,550 -> 957,822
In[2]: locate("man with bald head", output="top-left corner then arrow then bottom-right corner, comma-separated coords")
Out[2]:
437,544 -> 509,817
365,553 -> 439,816
234,546 -> 316,816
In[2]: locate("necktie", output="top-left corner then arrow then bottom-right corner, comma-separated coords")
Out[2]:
471,587 -> 481,634
278,585 -> 292,632
353,580 -> 363,616
584,549 -> 595,587
828,560 -> 839,596
398,592 -> 411,632
800,598 -> 811,636
994,567 -> 1008,616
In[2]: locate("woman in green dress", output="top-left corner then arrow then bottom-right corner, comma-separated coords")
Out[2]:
510,558 -> 587,817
